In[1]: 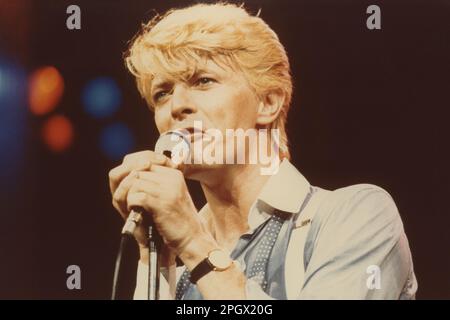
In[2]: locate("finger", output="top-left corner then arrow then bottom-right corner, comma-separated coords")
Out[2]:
150,165 -> 185,183
129,178 -> 160,197
109,151 -> 167,193
112,170 -> 139,218
122,150 -> 167,166
134,163 -> 183,185
136,170 -> 164,183
109,162 -> 150,194
127,192 -> 157,213
150,164 -> 182,174
161,156 -> 180,169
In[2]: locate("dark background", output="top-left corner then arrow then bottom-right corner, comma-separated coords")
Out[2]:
0,0 -> 449,299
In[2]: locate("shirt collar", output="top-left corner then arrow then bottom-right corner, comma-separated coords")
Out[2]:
198,159 -> 311,232
257,158 -> 311,214
246,159 -> 311,230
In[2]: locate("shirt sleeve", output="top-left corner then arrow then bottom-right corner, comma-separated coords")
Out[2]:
298,185 -> 416,299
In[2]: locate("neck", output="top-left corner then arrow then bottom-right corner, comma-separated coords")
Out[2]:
199,163 -> 271,252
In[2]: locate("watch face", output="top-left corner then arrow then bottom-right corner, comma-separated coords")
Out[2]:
208,249 -> 232,270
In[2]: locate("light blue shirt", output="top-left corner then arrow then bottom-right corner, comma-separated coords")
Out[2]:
134,159 -> 418,299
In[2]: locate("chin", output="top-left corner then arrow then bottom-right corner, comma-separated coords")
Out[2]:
182,162 -> 227,182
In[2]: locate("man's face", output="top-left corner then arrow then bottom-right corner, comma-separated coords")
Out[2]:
150,59 -> 261,175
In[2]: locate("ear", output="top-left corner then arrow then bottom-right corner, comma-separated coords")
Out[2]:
256,89 -> 285,126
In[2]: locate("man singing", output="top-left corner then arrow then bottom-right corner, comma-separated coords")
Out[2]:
108,3 -> 417,299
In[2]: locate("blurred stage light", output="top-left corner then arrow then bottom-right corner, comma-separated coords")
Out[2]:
0,54 -> 27,182
41,115 -> 74,152
29,66 -> 64,115
100,123 -> 135,161
82,77 -> 121,119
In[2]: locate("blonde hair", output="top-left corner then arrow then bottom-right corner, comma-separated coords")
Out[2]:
125,2 -> 293,158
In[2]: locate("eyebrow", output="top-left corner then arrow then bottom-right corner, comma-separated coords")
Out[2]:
150,80 -> 173,96
150,67 -> 223,96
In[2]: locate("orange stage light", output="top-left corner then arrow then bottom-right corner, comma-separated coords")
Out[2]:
41,115 -> 74,152
29,66 -> 64,115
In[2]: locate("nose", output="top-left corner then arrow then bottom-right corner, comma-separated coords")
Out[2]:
170,84 -> 196,120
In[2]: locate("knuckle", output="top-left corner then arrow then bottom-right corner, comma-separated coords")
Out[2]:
145,152 -> 165,165
112,201 -> 123,215
122,154 -> 131,163
138,154 -> 153,166
124,171 -> 136,183
143,150 -> 153,158
108,167 -> 118,180
136,170 -> 148,180
112,190 -> 122,203
123,151 -> 146,164
123,150 -> 165,169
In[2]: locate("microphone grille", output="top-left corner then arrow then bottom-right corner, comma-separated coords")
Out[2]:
154,130 -> 190,164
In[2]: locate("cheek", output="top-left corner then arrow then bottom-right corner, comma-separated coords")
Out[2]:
230,89 -> 258,128
154,109 -> 170,133
208,86 -> 258,130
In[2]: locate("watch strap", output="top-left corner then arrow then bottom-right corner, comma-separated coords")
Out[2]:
189,258 -> 213,284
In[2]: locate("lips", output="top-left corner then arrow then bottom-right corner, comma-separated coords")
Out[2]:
172,127 -> 206,143
184,127 -> 204,135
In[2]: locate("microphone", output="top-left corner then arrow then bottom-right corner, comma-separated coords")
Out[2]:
112,129 -> 190,300
120,129 -> 191,236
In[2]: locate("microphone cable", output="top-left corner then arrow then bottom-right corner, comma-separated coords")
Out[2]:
111,210 -> 142,300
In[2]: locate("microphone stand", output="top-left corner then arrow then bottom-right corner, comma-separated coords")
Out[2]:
147,223 -> 161,300
112,209 -> 162,300
112,130 -> 189,300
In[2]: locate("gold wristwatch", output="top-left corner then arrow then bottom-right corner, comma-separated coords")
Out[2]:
189,249 -> 233,284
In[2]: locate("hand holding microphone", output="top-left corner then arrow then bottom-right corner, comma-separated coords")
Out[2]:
108,150 -> 172,248
120,130 -> 191,238
108,131 -> 205,257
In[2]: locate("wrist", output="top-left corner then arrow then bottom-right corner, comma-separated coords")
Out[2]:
189,248 -> 234,284
178,232 -> 218,271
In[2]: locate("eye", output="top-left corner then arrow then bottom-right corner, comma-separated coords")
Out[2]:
153,90 -> 169,102
195,77 -> 216,86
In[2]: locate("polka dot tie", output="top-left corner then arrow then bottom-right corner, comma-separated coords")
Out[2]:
175,267 -> 192,300
247,214 -> 284,291
175,213 -> 285,299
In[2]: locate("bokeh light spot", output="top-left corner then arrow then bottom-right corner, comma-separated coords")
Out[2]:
100,123 -> 135,160
82,77 -> 121,119
41,115 -> 74,152
0,54 -> 27,183
29,66 -> 64,115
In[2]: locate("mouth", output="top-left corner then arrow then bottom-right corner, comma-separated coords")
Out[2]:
183,127 -> 204,135
173,127 -> 206,143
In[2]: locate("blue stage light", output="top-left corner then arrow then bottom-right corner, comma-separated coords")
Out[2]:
0,55 -> 27,184
82,77 -> 121,119
100,123 -> 135,161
